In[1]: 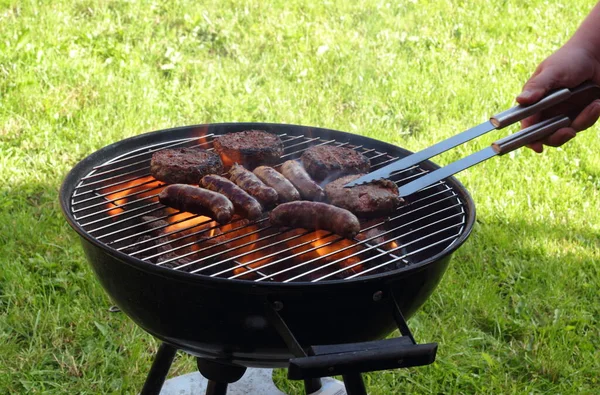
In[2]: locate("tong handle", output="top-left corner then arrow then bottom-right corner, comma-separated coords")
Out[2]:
492,115 -> 571,155
491,89 -> 572,129
491,81 -> 600,129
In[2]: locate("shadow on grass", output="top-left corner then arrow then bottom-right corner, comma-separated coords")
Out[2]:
420,214 -> 600,390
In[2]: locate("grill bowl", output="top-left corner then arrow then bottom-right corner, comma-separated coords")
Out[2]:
60,122 -> 476,367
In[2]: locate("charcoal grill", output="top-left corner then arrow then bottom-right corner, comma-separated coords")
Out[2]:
60,122 -> 476,395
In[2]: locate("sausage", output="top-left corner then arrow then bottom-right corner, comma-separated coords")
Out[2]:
201,175 -> 263,221
280,160 -> 325,201
253,166 -> 301,203
158,184 -> 234,224
269,201 -> 361,239
229,163 -> 279,207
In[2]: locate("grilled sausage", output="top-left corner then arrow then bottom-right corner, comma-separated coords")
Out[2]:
269,201 -> 361,239
229,163 -> 279,207
280,160 -> 325,201
253,166 -> 300,203
201,175 -> 263,220
158,184 -> 234,224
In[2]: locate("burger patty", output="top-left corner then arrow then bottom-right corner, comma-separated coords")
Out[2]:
301,145 -> 370,182
324,174 -> 404,218
150,146 -> 224,185
213,130 -> 284,169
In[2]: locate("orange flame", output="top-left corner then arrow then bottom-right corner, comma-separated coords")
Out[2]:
103,176 -> 164,216
280,230 -> 364,279
194,125 -> 210,143
163,211 -> 212,234
310,230 -> 337,256
229,224 -> 269,276
219,152 -> 235,169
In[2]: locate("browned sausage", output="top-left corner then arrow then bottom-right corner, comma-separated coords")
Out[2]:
280,160 -> 325,201
269,201 -> 360,239
158,184 -> 234,224
229,163 -> 279,207
253,166 -> 301,203
201,175 -> 263,221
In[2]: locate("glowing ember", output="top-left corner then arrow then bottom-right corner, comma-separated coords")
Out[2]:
387,240 -> 399,249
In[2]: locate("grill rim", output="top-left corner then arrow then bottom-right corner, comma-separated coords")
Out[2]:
60,122 -> 476,288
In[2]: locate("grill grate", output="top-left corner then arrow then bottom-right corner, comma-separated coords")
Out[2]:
69,133 -> 467,282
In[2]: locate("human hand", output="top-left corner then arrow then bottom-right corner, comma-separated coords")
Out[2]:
517,45 -> 600,152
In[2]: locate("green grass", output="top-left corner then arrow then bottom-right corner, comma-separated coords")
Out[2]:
1,0 -> 599,393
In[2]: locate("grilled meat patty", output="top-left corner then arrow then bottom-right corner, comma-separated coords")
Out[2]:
324,174 -> 404,218
213,130 -> 284,169
150,146 -> 224,185
269,201 -> 360,240
301,145 -> 370,182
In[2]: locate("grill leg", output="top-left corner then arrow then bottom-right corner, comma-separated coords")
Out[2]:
196,358 -> 246,395
205,380 -> 228,395
140,343 -> 178,395
304,378 -> 322,394
342,374 -> 367,395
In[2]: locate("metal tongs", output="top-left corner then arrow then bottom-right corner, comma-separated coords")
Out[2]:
346,82 -> 600,197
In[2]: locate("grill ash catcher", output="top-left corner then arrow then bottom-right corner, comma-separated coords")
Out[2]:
60,122 -> 477,394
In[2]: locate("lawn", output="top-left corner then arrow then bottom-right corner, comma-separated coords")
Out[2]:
1,0 -> 599,393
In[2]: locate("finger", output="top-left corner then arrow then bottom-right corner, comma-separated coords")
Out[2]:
527,141 -> 544,153
541,127 -> 577,147
520,113 -> 542,129
516,67 -> 561,105
570,99 -> 600,132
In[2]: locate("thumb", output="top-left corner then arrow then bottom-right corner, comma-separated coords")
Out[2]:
516,67 -> 560,105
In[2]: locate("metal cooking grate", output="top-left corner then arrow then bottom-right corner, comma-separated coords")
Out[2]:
69,132 -> 467,282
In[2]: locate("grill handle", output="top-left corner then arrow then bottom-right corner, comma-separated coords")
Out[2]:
287,337 -> 437,380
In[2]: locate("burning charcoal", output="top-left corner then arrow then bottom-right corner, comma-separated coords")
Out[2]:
122,235 -> 159,260
356,226 -> 387,246
156,254 -> 194,271
137,215 -> 232,271
141,215 -> 169,229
